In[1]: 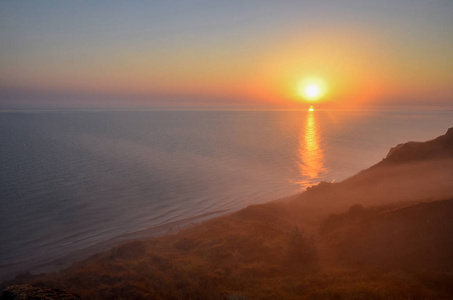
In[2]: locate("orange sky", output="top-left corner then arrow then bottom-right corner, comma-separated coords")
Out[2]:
1,1 -> 452,109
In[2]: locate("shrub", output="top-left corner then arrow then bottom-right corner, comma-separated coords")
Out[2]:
285,226 -> 317,270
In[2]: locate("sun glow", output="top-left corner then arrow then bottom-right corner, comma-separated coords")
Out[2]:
305,85 -> 320,99
297,77 -> 328,102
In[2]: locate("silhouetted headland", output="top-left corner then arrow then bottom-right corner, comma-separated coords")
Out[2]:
2,128 -> 453,299
296,127 -> 453,216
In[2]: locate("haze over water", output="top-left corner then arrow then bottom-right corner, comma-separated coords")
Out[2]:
1,108 -> 452,280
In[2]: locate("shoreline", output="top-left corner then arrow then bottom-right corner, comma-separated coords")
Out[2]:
0,208 -> 232,284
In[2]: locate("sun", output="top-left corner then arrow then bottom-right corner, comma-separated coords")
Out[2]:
298,77 -> 327,101
305,84 -> 321,99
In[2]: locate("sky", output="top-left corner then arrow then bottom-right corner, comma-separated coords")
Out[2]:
1,0 -> 452,109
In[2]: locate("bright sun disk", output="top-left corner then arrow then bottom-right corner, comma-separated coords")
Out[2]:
305,85 -> 320,99
298,77 -> 327,102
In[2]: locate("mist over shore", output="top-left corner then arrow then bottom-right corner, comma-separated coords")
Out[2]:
2,128 -> 453,299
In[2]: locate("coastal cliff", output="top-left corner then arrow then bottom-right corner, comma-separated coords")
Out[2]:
3,128 -> 453,299
295,127 -> 453,214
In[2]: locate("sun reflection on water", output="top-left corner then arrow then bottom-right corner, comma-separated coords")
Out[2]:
298,106 -> 326,188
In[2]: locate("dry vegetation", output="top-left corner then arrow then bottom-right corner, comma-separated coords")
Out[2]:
15,196 -> 453,299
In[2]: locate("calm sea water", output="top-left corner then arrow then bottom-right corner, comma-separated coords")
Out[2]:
1,109 -> 452,280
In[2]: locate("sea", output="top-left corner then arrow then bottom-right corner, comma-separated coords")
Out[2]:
1,108 -> 452,281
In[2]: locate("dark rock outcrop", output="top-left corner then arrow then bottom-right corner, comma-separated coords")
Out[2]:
382,127 -> 453,165
0,285 -> 80,300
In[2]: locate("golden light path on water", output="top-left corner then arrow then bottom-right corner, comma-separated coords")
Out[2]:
297,105 -> 326,188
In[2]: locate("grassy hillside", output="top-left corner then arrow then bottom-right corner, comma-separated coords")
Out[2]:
21,198 -> 453,299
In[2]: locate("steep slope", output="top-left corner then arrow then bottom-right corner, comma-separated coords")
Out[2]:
291,127 -> 453,214
380,127 -> 453,165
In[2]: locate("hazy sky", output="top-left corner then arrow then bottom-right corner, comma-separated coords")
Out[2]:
1,1 -> 452,108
